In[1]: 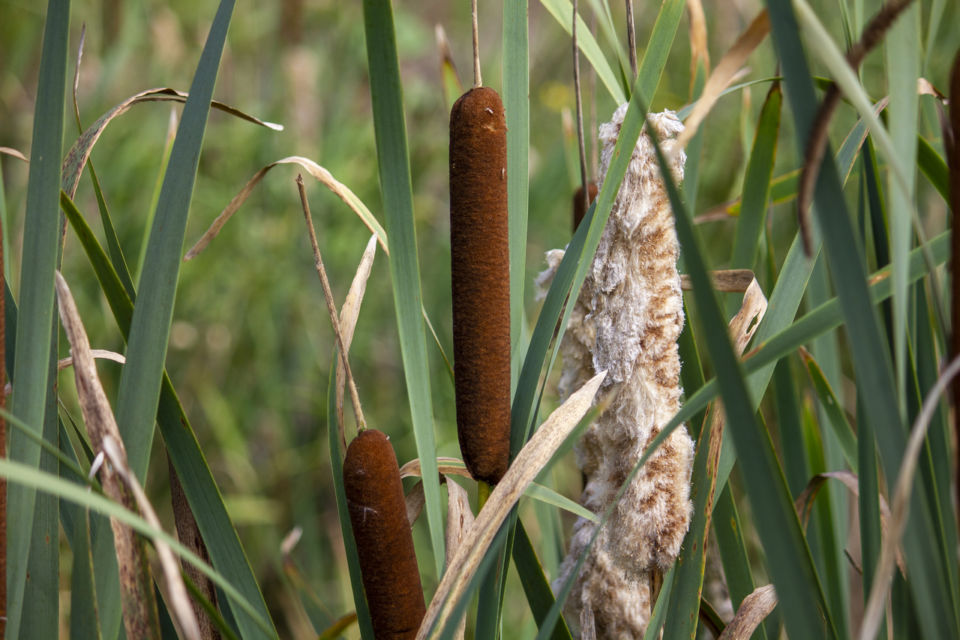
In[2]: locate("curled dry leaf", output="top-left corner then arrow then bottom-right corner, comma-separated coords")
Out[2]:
417,371 -> 606,640
717,584 -> 777,640
336,235 -> 378,445
444,478 -> 475,640
728,278 -> 767,354
676,10 -> 770,150
61,87 -> 282,198
102,436 -> 202,640
795,471 -> 903,575
57,349 -> 126,371
405,481 -> 427,527
399,457 -> 471,480
54,272 -> 163,640
0,147 -> 28,162
680,269 -> 757,293
297,176 -> 367,436
184,157 -> 388,261
686,0 -> 710,83
861,354 -> 960,640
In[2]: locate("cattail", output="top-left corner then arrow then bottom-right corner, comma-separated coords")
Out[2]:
544,107 -> 694,638
572,181 -> 598,232
343,429 -> 426,639
449,86 -> 511,484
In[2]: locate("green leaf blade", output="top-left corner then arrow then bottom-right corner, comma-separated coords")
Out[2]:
6,0 -> 71,635
115,0 -> 235,482
361,0 -> 445,575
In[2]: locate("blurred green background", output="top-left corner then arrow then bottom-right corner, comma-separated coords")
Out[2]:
1,0 -> 957,636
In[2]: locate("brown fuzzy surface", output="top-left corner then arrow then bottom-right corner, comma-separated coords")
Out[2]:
449,86 -> 511,484
572,181 -> 598,232
343,429 -> 425,639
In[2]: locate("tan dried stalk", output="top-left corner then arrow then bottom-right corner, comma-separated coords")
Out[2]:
542,107 -> 693,638
54,272 -> 163,640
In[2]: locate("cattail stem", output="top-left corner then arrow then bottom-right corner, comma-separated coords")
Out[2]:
626,0 -> 638,81
343,429 -> 426,639
477,480 -> 492,510
449,87 -> 511,484
471,0 -> 482,87
296,175 -> 367,431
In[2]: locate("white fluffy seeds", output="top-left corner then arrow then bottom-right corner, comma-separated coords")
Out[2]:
543,106 -> 694,639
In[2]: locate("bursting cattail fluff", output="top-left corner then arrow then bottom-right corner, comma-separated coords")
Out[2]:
449,86 -> 511,484
343,429 -> 426,639
541,106 -> 694,638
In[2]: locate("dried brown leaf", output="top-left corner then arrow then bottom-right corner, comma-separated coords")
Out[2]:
686,0 -> 710,86
57,349 -> 125,371
676,10 -> 770,150
728,278 -> 767,354
184,157 -> 388,261
861,354 -> 960,640
405,481 -> 426,527
336,235 -> 378,445
103,436 -> 202,640
417,371 -> 606,639
680,269 -> 757,293
718,584 -> 777,639
61,87 -> 281,198
444,478 -> 474,640
399,457 -> 471,480
55,272 -> 163,639
794,471 -> 903,575
0,147 -> 28,162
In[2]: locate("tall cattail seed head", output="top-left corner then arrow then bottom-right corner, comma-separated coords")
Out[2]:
544,106 -> 694,639
449,86 -> 511,484
343,429 -> 426,639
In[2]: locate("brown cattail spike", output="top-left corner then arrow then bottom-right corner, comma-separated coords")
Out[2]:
573,181 -> 598,232
343,429 -> 425,639
449,86 -> 511,484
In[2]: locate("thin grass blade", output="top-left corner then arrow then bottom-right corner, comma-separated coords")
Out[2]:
6,0 -> 70,635
883,1 -> 921,407
539,0 -> 626,104
361,0 -> 444,573
114,0 -> 234,480
504,0 -> 530,389
633,0 -> 686,103
766,0 -> 959,635
649,104 -> 837,639
60,192 -> 278,638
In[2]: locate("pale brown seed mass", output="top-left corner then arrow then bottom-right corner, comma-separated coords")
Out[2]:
543,107 -> 694,639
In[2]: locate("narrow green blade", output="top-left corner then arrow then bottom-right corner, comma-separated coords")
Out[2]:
61,193 -> 278,638
115,0 -> 234,481
730,83 -> 781,273
883,1 -> 920,407
505,0 -> 530,390
512,521 -> 573,640
766,0 -> 959,635
361,0 -> 444,574
650,109 -> 837,640
6,1 -> 70,635
634,0 -> 685,103
801,352 -> 858,472
539,0 -> 626,104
